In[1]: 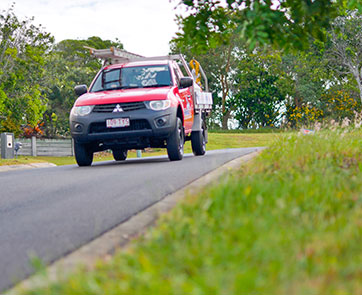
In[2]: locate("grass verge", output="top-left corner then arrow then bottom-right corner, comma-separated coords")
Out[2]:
1,132 -> 279,166
17,129 -> 361,294
208,127 -> 286,133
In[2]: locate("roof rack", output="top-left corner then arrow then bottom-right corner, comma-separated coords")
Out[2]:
84,47 -> 209,92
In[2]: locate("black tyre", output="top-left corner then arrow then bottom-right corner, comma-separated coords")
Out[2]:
113,149 -> 128,161
191,126 -> 206,156
74,142 -> 93,166
167,117 -> 184,161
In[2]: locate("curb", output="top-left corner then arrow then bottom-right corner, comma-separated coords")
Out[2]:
0,163 -> 57,172
5,148 -> 263,294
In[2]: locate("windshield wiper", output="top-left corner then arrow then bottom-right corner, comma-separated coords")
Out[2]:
142,84 -> 171,88
93,87 -> 123,92
92,84 -> 170,92
119,85 -> 140,89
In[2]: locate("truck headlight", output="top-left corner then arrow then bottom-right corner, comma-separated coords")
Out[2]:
71,105 -> 94,116
146,100 -> 171,111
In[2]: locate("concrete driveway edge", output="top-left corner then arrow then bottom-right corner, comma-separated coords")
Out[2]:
0,163 -> 56,172
5,147 -> 263,294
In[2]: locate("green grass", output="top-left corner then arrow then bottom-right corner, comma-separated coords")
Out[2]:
208,127 -> 286,133
1,132 -> 279,166
17,129 -> 361,295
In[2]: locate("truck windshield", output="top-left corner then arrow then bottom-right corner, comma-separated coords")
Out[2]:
90,65 -> 172,92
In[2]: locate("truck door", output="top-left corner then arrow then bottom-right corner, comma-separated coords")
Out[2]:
173,64 -> 194,133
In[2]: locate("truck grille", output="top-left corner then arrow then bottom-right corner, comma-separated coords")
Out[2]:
92,102 -> 146,113
89,119 -> 151,134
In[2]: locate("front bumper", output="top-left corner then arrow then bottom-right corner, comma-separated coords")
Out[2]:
70,106 -> 177,150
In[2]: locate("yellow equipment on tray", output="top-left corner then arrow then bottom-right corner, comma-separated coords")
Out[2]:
189,59 -> 202,88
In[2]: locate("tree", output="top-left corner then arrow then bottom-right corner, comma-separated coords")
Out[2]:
173,2 -> 362,129
42,37 -> 124,137
172,33 -> 288,129
281,51 -> 327,109
234,51 -> 286,128
0,4 -> 54,135
175,0 -> 362,54
172,36 -> 246,129
278,41 -> 333,127
325,10 -> 362,103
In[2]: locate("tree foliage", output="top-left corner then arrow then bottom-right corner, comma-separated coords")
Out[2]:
176,0 -> 362,54
234,51 -> 286,128
172,36 -> 287,129
325,10 -> 362,103
0,4 -> 53,135
171,1 -> 362,129
0,3 -> 124,137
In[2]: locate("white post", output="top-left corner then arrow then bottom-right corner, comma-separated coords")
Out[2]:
136,150 -> 142,158
31,136 -> 37,157
71,138 -> 74,156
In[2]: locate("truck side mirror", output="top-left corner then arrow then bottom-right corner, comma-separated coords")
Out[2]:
74,85 -> 88,96
179,77 -> 193,89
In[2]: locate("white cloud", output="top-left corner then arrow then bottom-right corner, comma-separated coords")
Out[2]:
1,0 -> 185,56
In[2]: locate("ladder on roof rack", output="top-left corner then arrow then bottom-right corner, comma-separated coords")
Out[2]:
84,46 -> 144,65
85,46 -> 188,65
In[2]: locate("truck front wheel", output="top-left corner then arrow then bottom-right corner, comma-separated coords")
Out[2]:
167,117 -> 184,161
74,142 -> 94,166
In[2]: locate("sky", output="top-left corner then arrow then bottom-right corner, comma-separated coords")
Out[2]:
1,0 -> 185,56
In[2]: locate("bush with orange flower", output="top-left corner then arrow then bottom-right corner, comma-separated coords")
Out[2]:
22,122 -> 44,138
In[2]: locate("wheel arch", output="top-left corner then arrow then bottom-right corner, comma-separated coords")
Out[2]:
177,104 -> 184,125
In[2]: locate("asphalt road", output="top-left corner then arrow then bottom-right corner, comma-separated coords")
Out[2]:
0,148 -> 257,292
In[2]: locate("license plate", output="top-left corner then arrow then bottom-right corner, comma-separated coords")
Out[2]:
106,118 -> 130,128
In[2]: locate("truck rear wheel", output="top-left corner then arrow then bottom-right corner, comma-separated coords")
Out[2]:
191,127 -> 206,156
74,142 -> 93,166
167,117 -> 184,161
113,149 -> 127,161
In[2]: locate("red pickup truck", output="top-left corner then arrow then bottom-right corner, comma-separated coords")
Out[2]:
70,49 -> 212,166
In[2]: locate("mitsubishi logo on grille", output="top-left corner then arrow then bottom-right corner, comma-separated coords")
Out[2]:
113,104 -> 123,112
